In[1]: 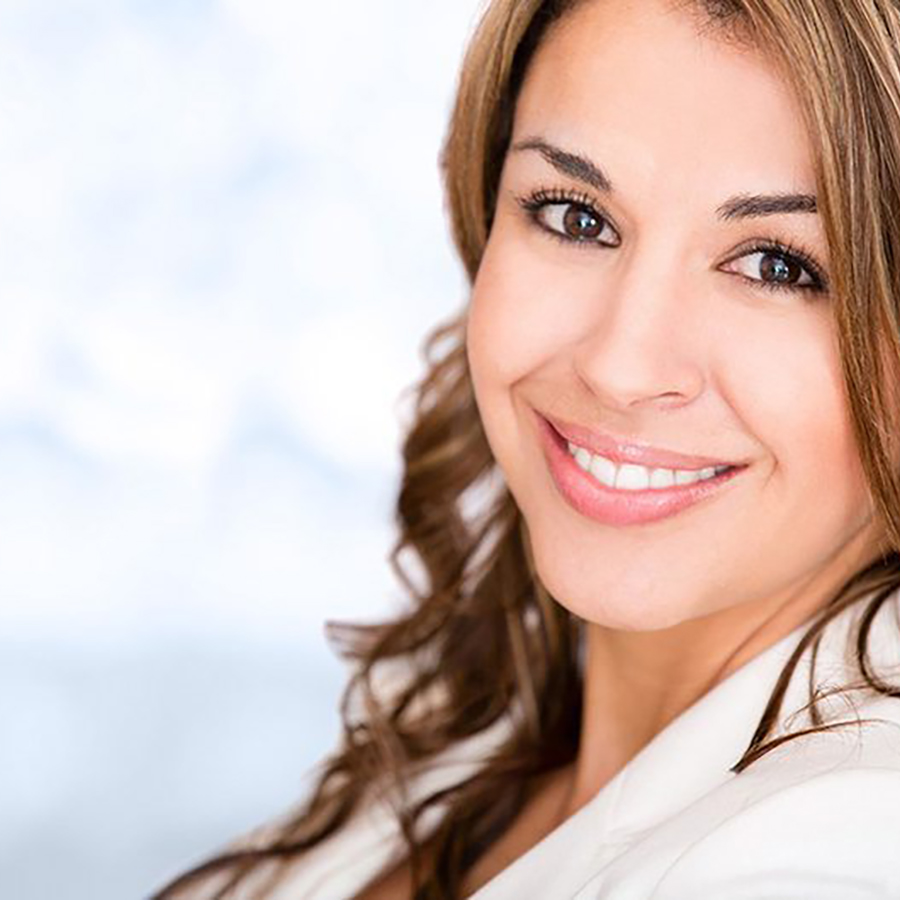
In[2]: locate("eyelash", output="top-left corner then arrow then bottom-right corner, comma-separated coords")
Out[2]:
514,186 -> 829,296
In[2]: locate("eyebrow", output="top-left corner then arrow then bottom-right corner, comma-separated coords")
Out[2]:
510,137 -> 818,221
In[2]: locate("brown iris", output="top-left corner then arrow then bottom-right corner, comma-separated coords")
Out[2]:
563,204 -> 604,240
759,252 -> 800,285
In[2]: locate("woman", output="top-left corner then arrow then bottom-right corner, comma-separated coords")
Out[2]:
154,0 -> 900,897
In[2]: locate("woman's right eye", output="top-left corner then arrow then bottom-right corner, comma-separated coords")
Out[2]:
531,201 -> 619,246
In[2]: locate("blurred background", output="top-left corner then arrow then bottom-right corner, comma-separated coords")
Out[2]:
0,1 -> 485,896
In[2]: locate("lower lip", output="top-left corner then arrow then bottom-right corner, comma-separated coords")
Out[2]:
536,413 -> 747,526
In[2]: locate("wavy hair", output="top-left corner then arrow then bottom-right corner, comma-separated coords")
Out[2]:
154,0 -> 900,896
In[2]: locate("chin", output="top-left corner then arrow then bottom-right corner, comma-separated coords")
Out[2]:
519,505 -> 719,633
565,598 -> 692,633
534,561 -> 696,633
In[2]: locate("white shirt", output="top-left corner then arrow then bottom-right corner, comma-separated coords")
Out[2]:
247,593 -> 900,899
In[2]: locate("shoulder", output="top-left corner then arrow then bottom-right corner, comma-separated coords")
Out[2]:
649,717 -> 900,899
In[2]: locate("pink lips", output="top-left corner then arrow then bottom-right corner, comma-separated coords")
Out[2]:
535,411 -> 747,526
545,414 -> 741,471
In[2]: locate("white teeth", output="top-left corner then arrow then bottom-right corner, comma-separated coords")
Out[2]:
616,463 -> 650,490
565,442 -> 729,491
589,453 -> 617,488
574,446 -> 592,472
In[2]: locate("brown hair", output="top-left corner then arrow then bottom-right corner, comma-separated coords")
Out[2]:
153,0 -> 900,896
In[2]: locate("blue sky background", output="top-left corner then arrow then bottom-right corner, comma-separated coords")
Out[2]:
0,1 -> 485,896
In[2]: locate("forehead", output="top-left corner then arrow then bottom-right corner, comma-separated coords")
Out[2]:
512,0 -> 816,213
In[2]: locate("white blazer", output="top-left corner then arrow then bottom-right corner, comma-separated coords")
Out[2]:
243,594 -> 900,899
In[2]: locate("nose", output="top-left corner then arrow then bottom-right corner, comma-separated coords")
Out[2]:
572,248 -> 706,412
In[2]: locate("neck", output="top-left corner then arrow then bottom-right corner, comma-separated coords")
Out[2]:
557,518 -> 887,822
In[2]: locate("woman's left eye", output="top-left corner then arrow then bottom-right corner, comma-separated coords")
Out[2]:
722,246 -> 826,294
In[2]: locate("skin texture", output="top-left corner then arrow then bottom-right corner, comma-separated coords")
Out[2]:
466,0 -> 888,823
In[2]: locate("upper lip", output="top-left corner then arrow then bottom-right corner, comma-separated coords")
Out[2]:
544,414 -> 747,471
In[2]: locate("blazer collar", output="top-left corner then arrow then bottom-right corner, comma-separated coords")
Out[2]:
471,591 -> 900,898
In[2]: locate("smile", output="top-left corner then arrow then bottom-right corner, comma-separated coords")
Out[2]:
566,441 -> 732,491
536,412 -> 748,526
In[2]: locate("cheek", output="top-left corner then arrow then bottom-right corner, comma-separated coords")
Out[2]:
721,311 -> 871,525
467,231 -> 560,504
468,237 -> 549,389
467,220 -> 596,392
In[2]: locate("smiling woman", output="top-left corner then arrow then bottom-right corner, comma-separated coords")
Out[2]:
153,1 -> 900,898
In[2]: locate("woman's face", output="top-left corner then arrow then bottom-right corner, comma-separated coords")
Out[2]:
466,0 -> 882,630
